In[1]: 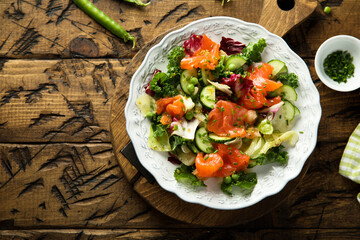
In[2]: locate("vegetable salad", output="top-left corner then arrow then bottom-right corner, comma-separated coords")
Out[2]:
136,34 -> 300,195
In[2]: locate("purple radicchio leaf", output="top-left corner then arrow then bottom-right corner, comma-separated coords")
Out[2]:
145,69 -> 162,96
168,152 -> 182,165
183,34 -> 203,56
221,74 -> 245,98
220,37 -> 246,55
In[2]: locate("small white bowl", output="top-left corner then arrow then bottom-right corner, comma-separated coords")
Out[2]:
315,35 -> 360,92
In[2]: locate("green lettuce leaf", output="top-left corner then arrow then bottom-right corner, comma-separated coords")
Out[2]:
248,145 -> 288,168
221,172 -> 257,195
242,38 -> 267,64
174,165 -> 206,187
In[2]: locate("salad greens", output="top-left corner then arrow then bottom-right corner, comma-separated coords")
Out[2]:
136,34 -> 301,196
249,145 -> 288,168
167,46 -> 186,79
221,172 -> 257,195
277,73 -> 299,89
149,72 -> 178,98
174,165 -> 206,187
241,38 -> 267,64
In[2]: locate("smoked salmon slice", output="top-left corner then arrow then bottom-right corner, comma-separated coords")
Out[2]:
206,100 -> 260,138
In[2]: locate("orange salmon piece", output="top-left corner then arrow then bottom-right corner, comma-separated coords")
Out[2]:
206,100 -> 259,138
156,95 -> 185,120
194,152 -> 224,178
181,34 -> 220,70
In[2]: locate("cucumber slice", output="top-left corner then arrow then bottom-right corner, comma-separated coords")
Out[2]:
180,69 -> 198,95
195,127 -> 214,153
271,100 -> 299,132
208,133 -> 235,143
187,142 -> 200,154
200,68 -> 214,86
268,60 -> 288,79
282,100 -> 296,121
200,85 -> 216,109
225,55 -> 247,71
273,85 -> 297,101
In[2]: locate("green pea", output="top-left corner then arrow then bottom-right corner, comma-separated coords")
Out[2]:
187,83 -> 195,93
185,112 -> 194,121
232,173 -> 239,181
228,63 -> 237,71
190,77 -> 198,85
324,6 -> 331,14
224,176 -> 232,184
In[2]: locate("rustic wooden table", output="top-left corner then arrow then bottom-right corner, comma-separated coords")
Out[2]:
0,0 -> 360,239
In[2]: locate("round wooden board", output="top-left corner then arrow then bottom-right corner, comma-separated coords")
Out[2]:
110,0 -> 317,226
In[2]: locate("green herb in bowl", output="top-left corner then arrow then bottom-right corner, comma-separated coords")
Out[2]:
323,50 -> 355,83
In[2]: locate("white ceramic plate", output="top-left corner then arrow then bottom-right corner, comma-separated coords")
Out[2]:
125,16 -> 321,210
315,35 -> 360,92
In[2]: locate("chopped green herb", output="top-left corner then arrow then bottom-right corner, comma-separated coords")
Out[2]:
324,50 -> 355,83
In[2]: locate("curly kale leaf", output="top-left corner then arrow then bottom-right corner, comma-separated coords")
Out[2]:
248,145 -> 288,168
167,46 -> 185,78
276,73 -> 299,89
221,172 -> 257,195
170,135 -> 188,151
174,165 -> 206,187
241,38 -> 267,64
212,55 -> 231,79
149,72 -> 178,98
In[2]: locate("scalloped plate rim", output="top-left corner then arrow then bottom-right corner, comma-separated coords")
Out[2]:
124,16 -> 322,210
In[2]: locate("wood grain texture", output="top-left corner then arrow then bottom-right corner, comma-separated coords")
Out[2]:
1,0 -> 359,59
0,0 -> 261,59
259,0 -> 317,37
1,229 -> 360,240
0,59 -> 129,143
1,0 -> 360,238
0,143 -> 157,228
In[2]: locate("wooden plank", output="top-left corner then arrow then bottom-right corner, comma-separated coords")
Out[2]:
0,58 -> 129,143
1,229 -> 360,239
0,141 -> 359,229
0,143 -> 148,228
271,141 -> 360,229
0,143 -> 192,229
1,0 -> 359,59
0,0 -> 261,59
